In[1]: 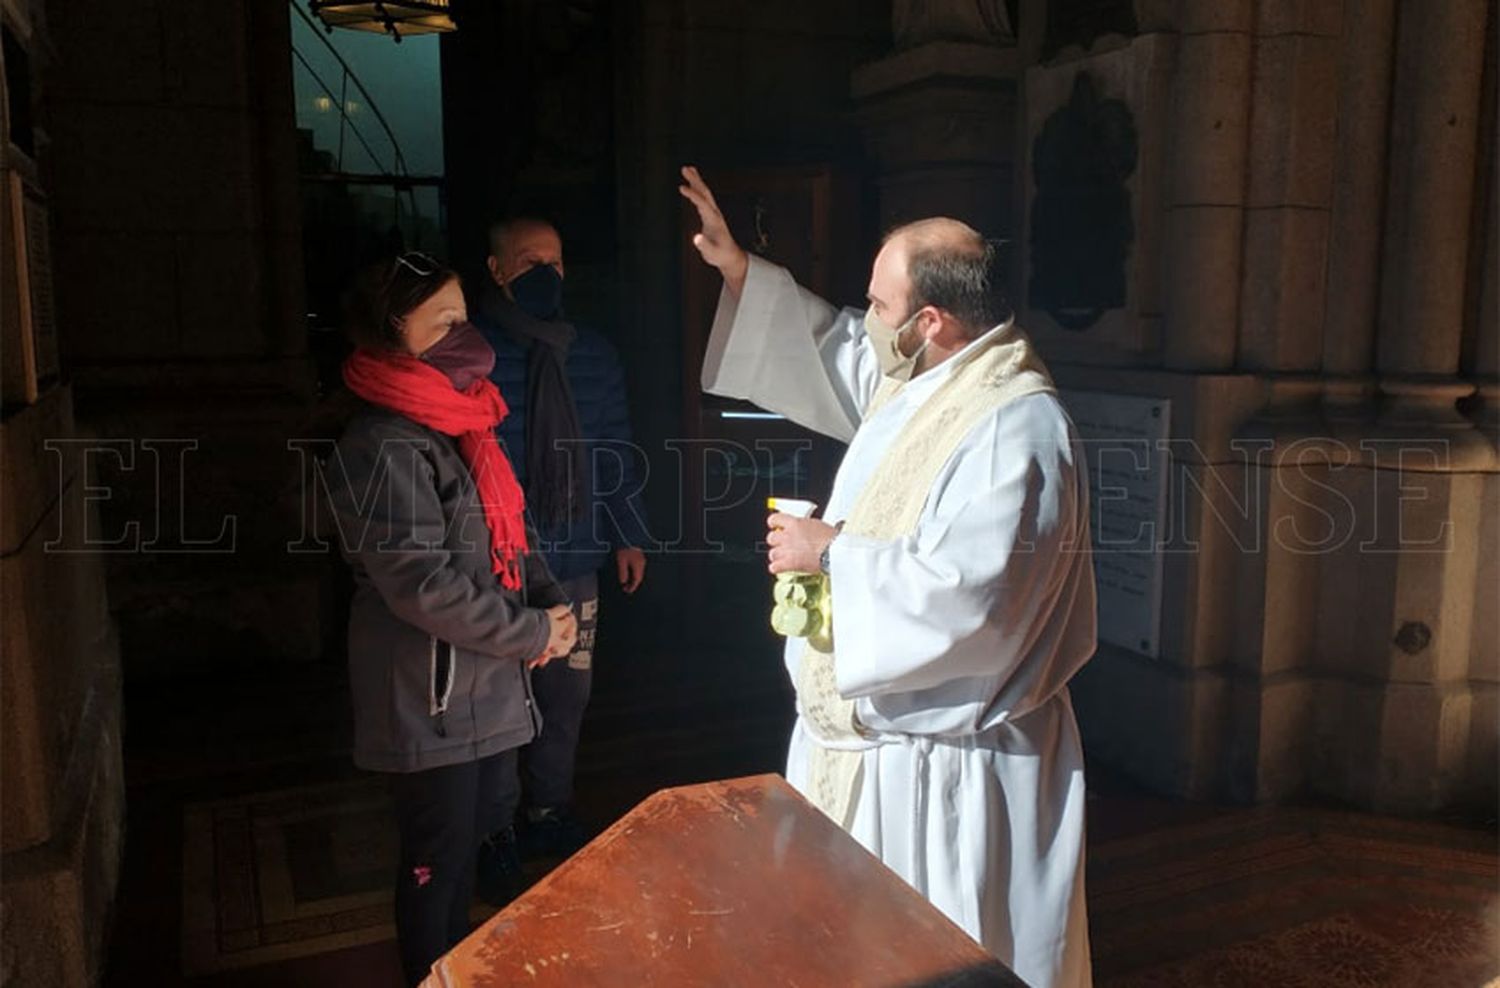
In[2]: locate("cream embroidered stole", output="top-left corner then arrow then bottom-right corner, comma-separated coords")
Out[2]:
796,321 -> 1055,829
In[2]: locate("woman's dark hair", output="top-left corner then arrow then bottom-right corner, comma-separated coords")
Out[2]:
343,252 -> 459,350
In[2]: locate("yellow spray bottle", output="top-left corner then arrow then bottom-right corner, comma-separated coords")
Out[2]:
766,497 -> 832,650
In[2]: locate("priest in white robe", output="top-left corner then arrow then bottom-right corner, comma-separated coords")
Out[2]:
679,166 -> 1098,988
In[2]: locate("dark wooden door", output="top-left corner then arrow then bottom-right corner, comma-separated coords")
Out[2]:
676,165 -> 866,655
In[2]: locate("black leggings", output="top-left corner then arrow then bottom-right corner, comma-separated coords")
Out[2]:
389,749 -> 520,986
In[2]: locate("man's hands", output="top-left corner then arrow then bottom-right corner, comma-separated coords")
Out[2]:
530,603 -> 578,669
616,546 -> 647,594
766,513 -> 838,575
679,166 -> 749,297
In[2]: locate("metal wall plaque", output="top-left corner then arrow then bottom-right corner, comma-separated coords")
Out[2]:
1060,389 -> 1170,658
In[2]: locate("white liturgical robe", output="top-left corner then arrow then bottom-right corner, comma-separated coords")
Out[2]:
702,257 -> 1098,988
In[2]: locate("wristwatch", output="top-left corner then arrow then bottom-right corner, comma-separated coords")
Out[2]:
819,522 -> 844,575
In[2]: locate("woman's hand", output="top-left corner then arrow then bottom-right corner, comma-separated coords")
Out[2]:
529,604 -> 578,668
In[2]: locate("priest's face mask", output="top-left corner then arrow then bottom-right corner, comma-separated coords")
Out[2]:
864,308 -> 932,382
865,240 -> 934,382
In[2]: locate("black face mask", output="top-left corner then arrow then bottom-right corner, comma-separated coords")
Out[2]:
508,263 -> 563,321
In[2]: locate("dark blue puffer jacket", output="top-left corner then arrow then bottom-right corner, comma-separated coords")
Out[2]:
475,316 -> 652,583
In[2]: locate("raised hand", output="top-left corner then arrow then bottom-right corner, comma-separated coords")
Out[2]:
679,165 -> 749,296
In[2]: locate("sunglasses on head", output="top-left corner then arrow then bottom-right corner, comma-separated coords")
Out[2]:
394,251 -> 441,277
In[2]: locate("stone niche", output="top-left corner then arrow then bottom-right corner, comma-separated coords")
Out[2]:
1020,31 -> 1173,365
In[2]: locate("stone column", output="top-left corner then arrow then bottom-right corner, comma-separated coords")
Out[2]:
1235,1 -> 1341,372
1470,132 -> 1499,435
1376,0 -> 1490,377
1308,0 -> 1497,815
1467,104 -> 1498,799
1321,0 -> 1397,379
1161,0 -> 1253,370
1370,0 -> 1490,433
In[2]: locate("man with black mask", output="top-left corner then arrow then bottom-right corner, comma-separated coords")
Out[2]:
471,216 -> 650,899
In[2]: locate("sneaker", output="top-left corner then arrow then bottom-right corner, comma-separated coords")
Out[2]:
518,805 -> 589,860
475,827 -> 524,907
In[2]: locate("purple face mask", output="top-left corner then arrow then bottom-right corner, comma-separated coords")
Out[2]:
420,321 -> 495,390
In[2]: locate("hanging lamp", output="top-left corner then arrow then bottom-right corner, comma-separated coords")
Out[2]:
308,1 -> 456,41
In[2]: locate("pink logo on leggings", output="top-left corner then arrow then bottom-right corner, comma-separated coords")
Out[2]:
412,865 -> 432,887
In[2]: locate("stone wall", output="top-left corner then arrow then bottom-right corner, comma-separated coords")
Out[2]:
1,390 -> 125,987
2,2 -> 124,984
1001,0 -> 1498,812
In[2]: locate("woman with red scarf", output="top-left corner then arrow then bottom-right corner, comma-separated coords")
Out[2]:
329,253 -> 578,986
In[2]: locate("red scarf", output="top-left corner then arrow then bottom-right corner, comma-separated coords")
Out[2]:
343,347 -> 529,590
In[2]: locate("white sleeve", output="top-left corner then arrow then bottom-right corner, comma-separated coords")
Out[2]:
826,396 -> 1096,735
700,255 -> 880,443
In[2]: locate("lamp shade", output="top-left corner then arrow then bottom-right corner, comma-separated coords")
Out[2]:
308,1 -> 456,38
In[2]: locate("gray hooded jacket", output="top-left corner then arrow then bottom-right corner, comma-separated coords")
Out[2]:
330,406 -> 569,773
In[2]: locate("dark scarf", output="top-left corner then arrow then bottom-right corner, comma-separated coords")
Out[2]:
479,283 -> 589,531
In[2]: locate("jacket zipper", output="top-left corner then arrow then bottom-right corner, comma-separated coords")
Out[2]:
518,554 -> 543,736
428,635 -> 454,737
520,659 -> 541,736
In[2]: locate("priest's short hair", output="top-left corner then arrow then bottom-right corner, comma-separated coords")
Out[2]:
885,218 -> 1012,335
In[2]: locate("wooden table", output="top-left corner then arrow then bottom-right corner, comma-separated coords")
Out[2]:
424,774 -> 1025,987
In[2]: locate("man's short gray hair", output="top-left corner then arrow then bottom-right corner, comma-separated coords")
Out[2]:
487,215 -> 557,259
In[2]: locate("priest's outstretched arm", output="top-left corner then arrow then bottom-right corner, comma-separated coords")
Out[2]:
680,166 -> 878,443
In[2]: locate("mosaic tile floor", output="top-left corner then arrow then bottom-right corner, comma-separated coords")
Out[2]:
1088,807 -> 1499,987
